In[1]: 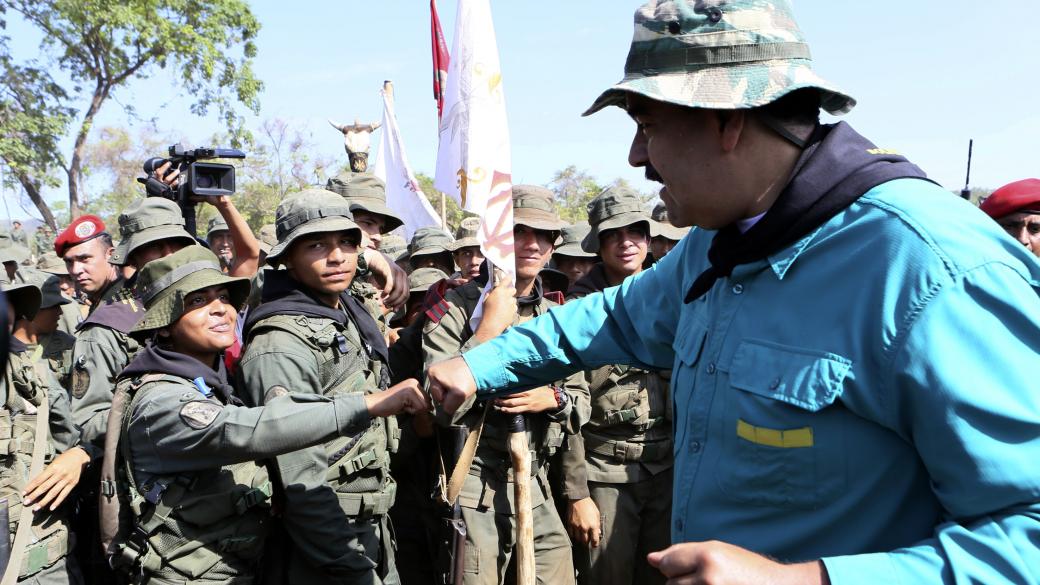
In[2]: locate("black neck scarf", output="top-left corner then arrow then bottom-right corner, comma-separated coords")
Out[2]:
684,122 -> 933,303
123,343 -> 242,405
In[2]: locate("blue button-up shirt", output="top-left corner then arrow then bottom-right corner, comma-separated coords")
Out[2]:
462,179 -> 1040,584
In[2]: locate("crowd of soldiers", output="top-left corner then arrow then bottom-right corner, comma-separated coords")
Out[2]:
0,159 -> 698,585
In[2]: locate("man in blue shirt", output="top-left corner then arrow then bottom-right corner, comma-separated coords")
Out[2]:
427,1 -> 1040,583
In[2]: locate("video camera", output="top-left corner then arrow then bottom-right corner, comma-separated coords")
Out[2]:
139,145 -> 246,236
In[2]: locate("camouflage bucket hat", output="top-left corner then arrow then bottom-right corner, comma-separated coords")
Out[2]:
21,270 -> 69,309
450,217 -> 482,251
408,267 -> 448,294
512,185 -> 567,232
36,252 -> 69,276
379,233 -> 407,259
0,276 -> 41,320
583,0 -> 855,117
266,189 -> 361,265
131,246 -> 250,336
650,202 -> 691,241
110,198 -> 197,266
583,186 -> 652,253
554,222 -> 597,259
408,227 -> 455,259
206,215 -> 229,240
257,224 -> 277,255
326,171 -> 404,233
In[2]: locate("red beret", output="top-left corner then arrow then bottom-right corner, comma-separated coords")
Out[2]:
979,179 -> 1040,220
54,215 -> 107,256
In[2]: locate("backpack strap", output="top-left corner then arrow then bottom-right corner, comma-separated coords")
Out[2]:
0,392 -> 49,585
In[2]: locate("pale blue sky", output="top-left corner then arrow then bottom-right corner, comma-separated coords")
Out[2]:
6,1 -> 1040,219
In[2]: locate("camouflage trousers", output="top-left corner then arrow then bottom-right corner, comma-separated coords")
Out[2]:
460,499 -> 574,585
18,555 -> 83,585
575,469 -> 672,585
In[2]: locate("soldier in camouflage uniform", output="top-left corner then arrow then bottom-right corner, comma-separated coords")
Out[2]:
327,171 -> 404,251
407,227 -> 455,275
13,271 -> 77,391
238,188 -> 416,584
105,245 -> 426,584
2,276 -> 91,585
561,187 -> 672,585
551,222 -> 597,290
32,225 -> 54,260
647,202 -> 689,263
422,185 -> 590,585
449,217 -> 484,283
10,220 -> 28,248
36,252 -> 85,335
205,215 -> 234,270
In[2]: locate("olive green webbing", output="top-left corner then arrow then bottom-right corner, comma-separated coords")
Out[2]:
0,393 -> 48,585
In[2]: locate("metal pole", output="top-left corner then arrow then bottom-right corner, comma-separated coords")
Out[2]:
960,139 -> 974,200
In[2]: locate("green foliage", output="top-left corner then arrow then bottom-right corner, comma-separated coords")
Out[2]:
547,165 -> 605,223
415,172 -> 463,232
0,0 -> 264,221
80,126 -> 174,226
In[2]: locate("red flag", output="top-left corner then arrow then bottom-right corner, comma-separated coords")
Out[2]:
431,0 -> 450,119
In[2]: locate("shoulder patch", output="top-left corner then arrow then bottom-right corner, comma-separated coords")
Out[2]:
264,385 -> 289,403
179,401 -> 222,430
72,356 -> 90,398
424,298 -> 452,324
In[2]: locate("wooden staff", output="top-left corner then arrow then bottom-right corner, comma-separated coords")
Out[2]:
508,413 -> 534,585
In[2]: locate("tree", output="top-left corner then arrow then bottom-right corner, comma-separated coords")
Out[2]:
416,172 -> 466,233
547,165 -> 605,223
0,0 -> 263,226
80,126 -> 175,226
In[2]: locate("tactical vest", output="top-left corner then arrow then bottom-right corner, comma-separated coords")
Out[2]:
102,375 -> 274,582
248,314 -> 399,517
583,365 -> 673,464
0,352 -> 69,578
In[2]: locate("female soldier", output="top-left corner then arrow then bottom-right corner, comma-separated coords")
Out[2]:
103,246 -> 426,584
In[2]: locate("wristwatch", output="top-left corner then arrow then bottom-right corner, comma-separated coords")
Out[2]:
552,385 -> 569,411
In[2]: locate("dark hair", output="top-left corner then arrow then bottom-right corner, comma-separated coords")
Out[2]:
97,233 -> 114,250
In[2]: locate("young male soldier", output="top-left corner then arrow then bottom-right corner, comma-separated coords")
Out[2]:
563,187 -> 671,585
407,227 -> 455,274
551,222 -> 597,289
980,178 -> 1040,258
422,185 -> 589,585
36,252 -> 84,334
449,217 -> 485,283
237,188 -> 411,585
328,171 -> 405,251
33,224 -> 54,259
14,271 -> 77,392
56,215 -> 119,309
206,215 -> 234,269
647,202 -> 689,263
429,1 -> 1040,583
10,220 -> 27,248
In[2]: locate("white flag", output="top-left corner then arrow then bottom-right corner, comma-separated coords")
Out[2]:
373,88 -> 441,241
434,0 -> 515,284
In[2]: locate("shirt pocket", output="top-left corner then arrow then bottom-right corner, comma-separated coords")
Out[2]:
716,339 -> 852,510
670,308 -> 708,448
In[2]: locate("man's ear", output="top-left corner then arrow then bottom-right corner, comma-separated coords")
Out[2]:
104,246 -> 114,259
715,110 -> 747,153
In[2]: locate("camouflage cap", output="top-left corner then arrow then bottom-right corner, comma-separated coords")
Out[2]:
110,198 -> 197,266
408,227 -> 454,259
582,186 -> 651,253
257,223 -> 277,255
206,215 -> 230,240
650,201 -> 691,241
266,189 -> 361,265
36,251 -> 69,276
450,217 -> 482,251
554,222 -> 597,259
512,185 -> 567,232
379,233 -> 408,259
20,269 -> 69,309
326,171 -> 404,233
131,246 -> 250,336
408,267 -> 448,294
584,0 -> 855,117
0,275 -> 41,320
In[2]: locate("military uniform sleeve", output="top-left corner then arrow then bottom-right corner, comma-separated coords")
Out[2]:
237,330 -> 379,578
127,382 -> 370,475
70,326 -> 131,451
43,365 -> 80,454
558,369 -> 593,501
422,294 -> 481,425
462,239 -> 689,397
822,263 -> 1040,584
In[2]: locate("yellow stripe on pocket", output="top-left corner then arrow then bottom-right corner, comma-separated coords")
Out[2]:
736,419 -> 814,448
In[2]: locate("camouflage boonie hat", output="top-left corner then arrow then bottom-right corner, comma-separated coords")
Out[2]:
650,202 -> 691,241
583,186 -> 651,254
408,227 -> 454,260
131,246 -> 250,336
584,0 -> 855,117
408,267 -> 448,294
110,198 -> 196,266
21,269 -> 69,309
379,233 -> 407,259
257,224 -> 277,255
326,171 -> 404,233
266,189 -> 361,265
0,275 -> 41,320
512,185 -> 567,232
554,222 -> 597,259
206,215 -> 229,240
36,252 -> 69,276
450,217 -> 481,251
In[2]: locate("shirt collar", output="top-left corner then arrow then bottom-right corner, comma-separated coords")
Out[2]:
766,225 -> 827,281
